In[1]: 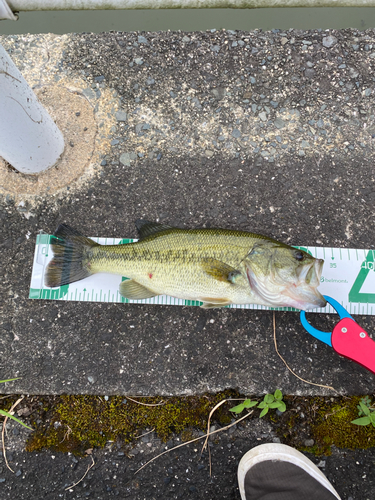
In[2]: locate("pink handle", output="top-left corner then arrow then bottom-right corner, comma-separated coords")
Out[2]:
332,318 -> 375,375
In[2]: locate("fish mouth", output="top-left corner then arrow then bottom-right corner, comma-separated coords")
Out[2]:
285,259 -> 327,310
298,258 -> 324,288
246,258 -> 327,310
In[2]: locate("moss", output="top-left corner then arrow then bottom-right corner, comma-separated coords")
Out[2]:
2,392 -> 372,457
309,396 -> 375,455
271,395 -> 375,456
25,390 -> 239,455
0,395 -> 19,413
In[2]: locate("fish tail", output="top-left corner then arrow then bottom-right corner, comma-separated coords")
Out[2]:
45,224 -> 99,287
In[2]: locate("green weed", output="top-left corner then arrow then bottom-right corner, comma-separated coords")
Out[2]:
352,398 -> 375,428
230,390 -> 286,418
0,378 -> 33,430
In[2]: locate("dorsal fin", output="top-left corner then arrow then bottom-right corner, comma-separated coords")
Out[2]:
135,219 -> 175,239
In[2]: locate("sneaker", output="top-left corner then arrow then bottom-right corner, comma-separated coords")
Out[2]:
237,443 -> 341,500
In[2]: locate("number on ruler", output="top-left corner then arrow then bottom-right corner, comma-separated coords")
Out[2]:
349,250 -> 375,304
361,261 -> 374,271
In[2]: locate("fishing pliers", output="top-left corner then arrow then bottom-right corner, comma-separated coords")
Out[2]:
300,295 -> 375,375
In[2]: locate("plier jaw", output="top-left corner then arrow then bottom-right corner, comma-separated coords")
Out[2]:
300,296 -> 375,375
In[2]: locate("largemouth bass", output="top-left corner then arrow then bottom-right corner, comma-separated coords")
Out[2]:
45,221 -> 326,310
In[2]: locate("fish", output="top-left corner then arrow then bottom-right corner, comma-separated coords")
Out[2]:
45,221 -> 327,310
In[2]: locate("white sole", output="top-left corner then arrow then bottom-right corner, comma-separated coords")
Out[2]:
237,443 -> 341,500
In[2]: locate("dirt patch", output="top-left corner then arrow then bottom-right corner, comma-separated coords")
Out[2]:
0,34 -> 120,205
0,84 -> 96,196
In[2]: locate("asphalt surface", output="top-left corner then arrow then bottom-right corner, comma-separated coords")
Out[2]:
1,415 -> 375,499
0,28 -> 375,498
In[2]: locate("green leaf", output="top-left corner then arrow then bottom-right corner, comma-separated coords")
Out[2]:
243,399 -> 258,408
351,416 -> 371,426
0,410 -> 33,430
259,407 -> 269,418
278,401 -> 287,413
359,402 -> 370,416
370,413 -> 375,424
258,401 -> 267,409
0,378 -> 20,384
242,399 -> 252,408
269,401 -> 282,409
274,389 -> 283,400
229,403 -> 245,414
264,394 -> 274,404
361,396 -> 371,406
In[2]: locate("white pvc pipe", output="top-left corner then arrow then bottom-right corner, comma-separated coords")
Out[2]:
0,0 -> 16,19
0,44 -> 65,174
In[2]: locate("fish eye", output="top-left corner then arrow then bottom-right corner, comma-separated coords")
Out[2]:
294,250 -> 305,261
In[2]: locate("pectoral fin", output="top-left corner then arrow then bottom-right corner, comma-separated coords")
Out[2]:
201,258 -> 241,283
119,279 -> 158,300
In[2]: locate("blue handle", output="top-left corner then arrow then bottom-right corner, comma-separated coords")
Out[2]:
322,295 -> 353,320
299,295 -> 353,347
300,311 -> 332,346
